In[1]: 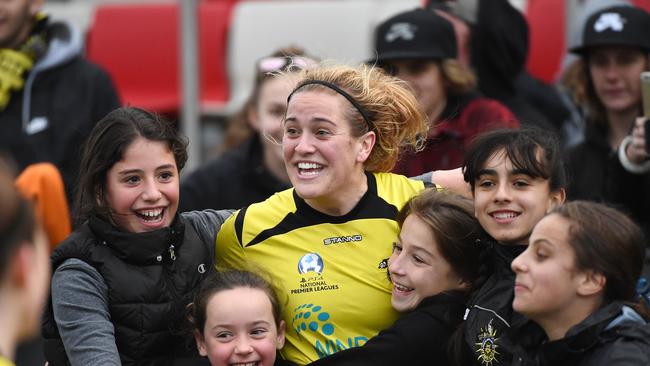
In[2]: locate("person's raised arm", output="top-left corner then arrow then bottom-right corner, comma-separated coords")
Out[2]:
413,168 -> 471,198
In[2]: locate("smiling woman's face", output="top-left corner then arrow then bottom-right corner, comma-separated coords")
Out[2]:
282,90 -> 373,215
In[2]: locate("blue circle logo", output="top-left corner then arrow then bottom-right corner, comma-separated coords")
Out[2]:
298,253 -> 324,274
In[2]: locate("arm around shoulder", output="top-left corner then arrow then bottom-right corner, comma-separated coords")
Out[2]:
430,168 -> 472,198
181,209 -> 235,245
308,310 -> 450,366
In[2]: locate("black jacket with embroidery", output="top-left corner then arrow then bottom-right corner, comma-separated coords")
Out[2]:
511,302 -> 650,366
459,241 -> 544,366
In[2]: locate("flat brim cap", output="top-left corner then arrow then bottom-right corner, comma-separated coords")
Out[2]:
374,8 -> 458,62
570,5 -> 650,55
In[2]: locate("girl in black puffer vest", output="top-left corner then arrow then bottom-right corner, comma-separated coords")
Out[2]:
41,107 -> 233,366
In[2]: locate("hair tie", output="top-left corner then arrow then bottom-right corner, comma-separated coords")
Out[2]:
287,80 -> 375,131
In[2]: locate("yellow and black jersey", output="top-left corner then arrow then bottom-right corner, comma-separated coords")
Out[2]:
216,172 -> 426,365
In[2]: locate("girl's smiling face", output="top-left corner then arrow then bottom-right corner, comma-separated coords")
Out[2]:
195,287 -> 285,366
104,137 -> 179,233
472,149 -> 564,245
388,213 -> 464,312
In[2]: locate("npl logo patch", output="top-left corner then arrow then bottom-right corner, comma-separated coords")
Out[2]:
298,252 -> 324,275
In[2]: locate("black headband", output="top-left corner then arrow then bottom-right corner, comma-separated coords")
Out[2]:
287,80 -> 374,131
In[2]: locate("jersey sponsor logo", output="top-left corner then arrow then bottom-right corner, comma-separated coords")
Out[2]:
323,234 -> 362,246
594,12 -> 626,32
315,336 -> 368,358
475,319 -> 500,366
298,253 -> 324,274
291,303 -> 368,358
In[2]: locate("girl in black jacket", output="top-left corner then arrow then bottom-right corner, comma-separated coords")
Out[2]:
511,201 -> 650,366
308,188 -> 483,366
454,128 -> 567,366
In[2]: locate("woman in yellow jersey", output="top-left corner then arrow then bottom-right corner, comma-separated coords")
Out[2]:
0,160 -> 50,366
216,63 -> 461,364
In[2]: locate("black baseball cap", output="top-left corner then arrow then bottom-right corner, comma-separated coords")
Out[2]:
374,8 -> 458,62
570,5 -> 650,55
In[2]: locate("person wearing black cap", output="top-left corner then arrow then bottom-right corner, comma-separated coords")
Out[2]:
425,0 -> 569,138
373,8 -> 518,177
564,4 -> 650,252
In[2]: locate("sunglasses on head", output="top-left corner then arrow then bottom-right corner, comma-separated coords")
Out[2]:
257,56 -> 316,73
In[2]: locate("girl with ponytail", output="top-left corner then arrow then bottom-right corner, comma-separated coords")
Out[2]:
511,201 -> 650,365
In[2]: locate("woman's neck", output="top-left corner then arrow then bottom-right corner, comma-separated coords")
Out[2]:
606,108 -> 639,150
539,299 -> 602,341
306,171 -> 368,216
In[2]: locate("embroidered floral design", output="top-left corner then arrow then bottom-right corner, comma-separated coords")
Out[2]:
476,319 -> 500,366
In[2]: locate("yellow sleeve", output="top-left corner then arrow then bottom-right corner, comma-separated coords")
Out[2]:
215,209 -> 246,271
